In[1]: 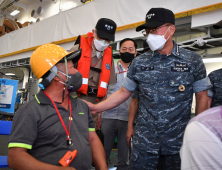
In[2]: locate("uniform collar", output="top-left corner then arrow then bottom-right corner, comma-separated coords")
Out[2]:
35,90 -> 52,105
118,60 -> 123,69
117,60 -> 127,71
151,41 -> 182,59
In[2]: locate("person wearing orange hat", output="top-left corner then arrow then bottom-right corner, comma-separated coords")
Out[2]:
7,44 -> 108,170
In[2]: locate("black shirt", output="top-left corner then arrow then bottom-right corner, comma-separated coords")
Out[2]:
8,90 -> 94,170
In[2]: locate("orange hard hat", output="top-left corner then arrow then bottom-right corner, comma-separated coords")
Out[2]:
30,44 -> 71,79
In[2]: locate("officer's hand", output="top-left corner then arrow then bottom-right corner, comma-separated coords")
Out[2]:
126,127 -> 134,147
96,114 -> 101,130
82,100 -> 97,114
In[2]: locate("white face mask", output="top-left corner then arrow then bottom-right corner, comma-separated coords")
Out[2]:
146,26 -> 171,51
94,38 -> 109,52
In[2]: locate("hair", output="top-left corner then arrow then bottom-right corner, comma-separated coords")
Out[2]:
41,70 -> 51,80
120,38 -> 137,49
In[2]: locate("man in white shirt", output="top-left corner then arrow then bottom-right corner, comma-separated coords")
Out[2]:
180,106 -> 222,170
102,38 -> 137,170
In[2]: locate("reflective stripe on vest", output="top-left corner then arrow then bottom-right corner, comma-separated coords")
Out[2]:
77,32 -> 112,98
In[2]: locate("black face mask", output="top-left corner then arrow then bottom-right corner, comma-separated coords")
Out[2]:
120,52 -> 135,63
58,71 -> 82,93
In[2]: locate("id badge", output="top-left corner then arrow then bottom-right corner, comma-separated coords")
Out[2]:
59,150 -> 77,167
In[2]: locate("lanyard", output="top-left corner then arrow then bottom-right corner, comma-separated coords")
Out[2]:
43,91 -> 72,143
117,61 -> 128,74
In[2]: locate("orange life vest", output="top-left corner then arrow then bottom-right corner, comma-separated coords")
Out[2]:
77,32 -> 112,98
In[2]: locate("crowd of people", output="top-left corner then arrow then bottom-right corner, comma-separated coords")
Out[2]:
6,6 -> 222,170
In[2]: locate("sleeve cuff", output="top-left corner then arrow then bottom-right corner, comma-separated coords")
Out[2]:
122,77 -> 137,92
207,90 -> 213,98
89,128 -> 95,131
8,143 -> 32,149
132,90 -> 139,99
193,77 -> 212,93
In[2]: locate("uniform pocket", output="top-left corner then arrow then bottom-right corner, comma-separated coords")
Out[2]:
169,76 -> 194,90
140,77 -> 158,102
167,76 -> 194,102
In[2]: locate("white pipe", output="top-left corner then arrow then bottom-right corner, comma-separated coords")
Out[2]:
180,41 -> 197,48
59,0 -> 62,11
178,27 -> 222,48
177,27 -> 211,45
204,37 -> 222,43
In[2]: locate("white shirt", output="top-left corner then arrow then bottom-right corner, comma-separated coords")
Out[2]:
180,108 -> 222,170
117,61 -> 128,78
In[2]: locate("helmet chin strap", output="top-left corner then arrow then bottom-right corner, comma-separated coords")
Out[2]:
49,57 -> 70,104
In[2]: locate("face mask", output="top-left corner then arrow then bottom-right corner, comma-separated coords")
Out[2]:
94,38 -> 109,52
120,52 -> 135,63
146,26 -> 171,51
58,71 -> 82,93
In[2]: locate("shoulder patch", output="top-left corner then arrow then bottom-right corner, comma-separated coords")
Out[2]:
105,63 -> 110,70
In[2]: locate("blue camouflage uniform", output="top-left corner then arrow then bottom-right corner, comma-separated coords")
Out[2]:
122,41 -> 212,169
208,68 -> 222,107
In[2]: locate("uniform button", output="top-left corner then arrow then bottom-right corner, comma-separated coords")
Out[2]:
179,85 -> 185,92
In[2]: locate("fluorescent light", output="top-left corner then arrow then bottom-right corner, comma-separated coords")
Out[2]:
202,58 -> 222,63
10,10 -> 20,16
5,73 -> 15,75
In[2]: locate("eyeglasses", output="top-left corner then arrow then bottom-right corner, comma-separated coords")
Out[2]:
142,25 -> 170,37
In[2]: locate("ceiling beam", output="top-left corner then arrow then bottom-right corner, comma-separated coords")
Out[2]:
14,1 -> 28,12
0,0 -> 8,8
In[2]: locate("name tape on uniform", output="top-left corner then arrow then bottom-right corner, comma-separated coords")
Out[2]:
141,66 -> 154,71
171,62 -> 190,72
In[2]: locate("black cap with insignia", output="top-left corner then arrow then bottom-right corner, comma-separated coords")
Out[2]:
95,18 -> 117,41
136,8 -> 175,32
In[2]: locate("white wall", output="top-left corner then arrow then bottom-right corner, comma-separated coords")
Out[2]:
192,8 -> 222,28
14,0 -> 83,24
205,62 -> 222,75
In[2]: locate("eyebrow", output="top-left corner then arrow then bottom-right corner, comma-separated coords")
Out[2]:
122,47 -> 134,49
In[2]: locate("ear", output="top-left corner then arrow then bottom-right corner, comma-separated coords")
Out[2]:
134,51 -> 137,57
169,25 -> 175,36
53,75 -> 60,82
119,50 -> 121,56
92,29 -> 95,34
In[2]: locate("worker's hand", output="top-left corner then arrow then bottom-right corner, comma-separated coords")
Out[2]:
96,114 -> 102,130
82,100 -> 97,114
126,126 -> 134,147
